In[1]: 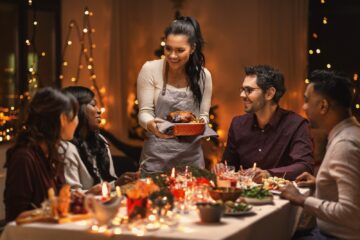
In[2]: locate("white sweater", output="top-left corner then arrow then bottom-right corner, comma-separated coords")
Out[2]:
304,117 -> 360,239
137,59 -> 212,130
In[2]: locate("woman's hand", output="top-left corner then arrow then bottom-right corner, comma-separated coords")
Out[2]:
295,172 -> 316,189
147,119 -> 174,139
115,172 -> 140,186
86,182 -> 111,195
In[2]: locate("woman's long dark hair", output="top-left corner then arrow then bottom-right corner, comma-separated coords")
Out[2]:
62,86 -> 115,184
164,16 -> 206,107
6,87 -> 78,178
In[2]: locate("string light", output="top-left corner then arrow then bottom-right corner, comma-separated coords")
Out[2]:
60,7 -> 107,126
323,17 -> 328,24
354,73 -> 358,81
305,78 -> 310,84
326,64 -> 331,69
321,0 -> 325,4
312,33 -> 318,39
1,0 -> 43,143
356,104 -> 360,109
316,49 -> 321,54
309,49 -> 314,55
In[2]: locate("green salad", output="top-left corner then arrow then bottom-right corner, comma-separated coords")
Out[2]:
241,187 -> 272,199
224,201 -> 251,213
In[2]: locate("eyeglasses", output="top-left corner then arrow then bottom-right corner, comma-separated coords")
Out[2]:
240,87 -> 261,96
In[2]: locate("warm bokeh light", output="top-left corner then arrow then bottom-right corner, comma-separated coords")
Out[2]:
323,17 -> 328,24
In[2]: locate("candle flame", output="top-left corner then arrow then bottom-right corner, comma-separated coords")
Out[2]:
102,182 -> 109,197
252,162 -> 257,171
171,168 -> 175,178
116,186 -> 122,197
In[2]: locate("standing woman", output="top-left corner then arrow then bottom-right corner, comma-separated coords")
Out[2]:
137,16 -> 212,175
4,87 -> 79,222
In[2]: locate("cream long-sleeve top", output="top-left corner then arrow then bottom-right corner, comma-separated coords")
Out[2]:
304,117 -> 360,239
137,59 -> 212,130
61,136 -> 117,191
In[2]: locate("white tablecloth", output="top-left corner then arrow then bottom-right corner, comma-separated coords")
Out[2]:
0,193 -> 306,240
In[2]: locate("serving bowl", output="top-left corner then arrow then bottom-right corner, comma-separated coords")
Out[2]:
209,187 -> 242,202
173,123 -> 205,136
196,203 -> 223,223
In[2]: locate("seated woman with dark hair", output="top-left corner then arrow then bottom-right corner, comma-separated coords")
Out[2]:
4,87 -> 79,222
62,86 -> 138,194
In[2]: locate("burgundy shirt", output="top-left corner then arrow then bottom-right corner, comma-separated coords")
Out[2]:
4,145 -> 64,222
222,107 -> 314,180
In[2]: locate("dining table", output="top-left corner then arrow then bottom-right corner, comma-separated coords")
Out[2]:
0,188 -> 308,240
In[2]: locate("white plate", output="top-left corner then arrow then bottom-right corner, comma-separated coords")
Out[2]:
224,206 -> 254,216
270,190 -> 281,195
243,196 -> 274,205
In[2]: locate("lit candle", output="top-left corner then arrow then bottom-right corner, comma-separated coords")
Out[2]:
252,162 -> 257,171
170,168 -> 176,186
101,182 -> 109,202
116,186 -> 122,198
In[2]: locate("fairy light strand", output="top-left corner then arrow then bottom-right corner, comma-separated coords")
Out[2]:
1,0 -> 44,143
61,7 -> 105,110
306,0 -> 359,112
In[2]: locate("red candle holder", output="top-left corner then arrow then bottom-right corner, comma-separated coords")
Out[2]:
127,197 -> 148,220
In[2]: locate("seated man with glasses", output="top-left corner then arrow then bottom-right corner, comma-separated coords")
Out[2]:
222,65 -> 314,182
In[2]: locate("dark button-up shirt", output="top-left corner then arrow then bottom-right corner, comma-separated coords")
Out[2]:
222,107 -> 314,180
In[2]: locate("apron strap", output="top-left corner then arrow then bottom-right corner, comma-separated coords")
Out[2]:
162,61 -> 169,96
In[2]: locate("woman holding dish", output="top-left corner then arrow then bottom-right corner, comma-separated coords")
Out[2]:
137,16 -> 213,175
